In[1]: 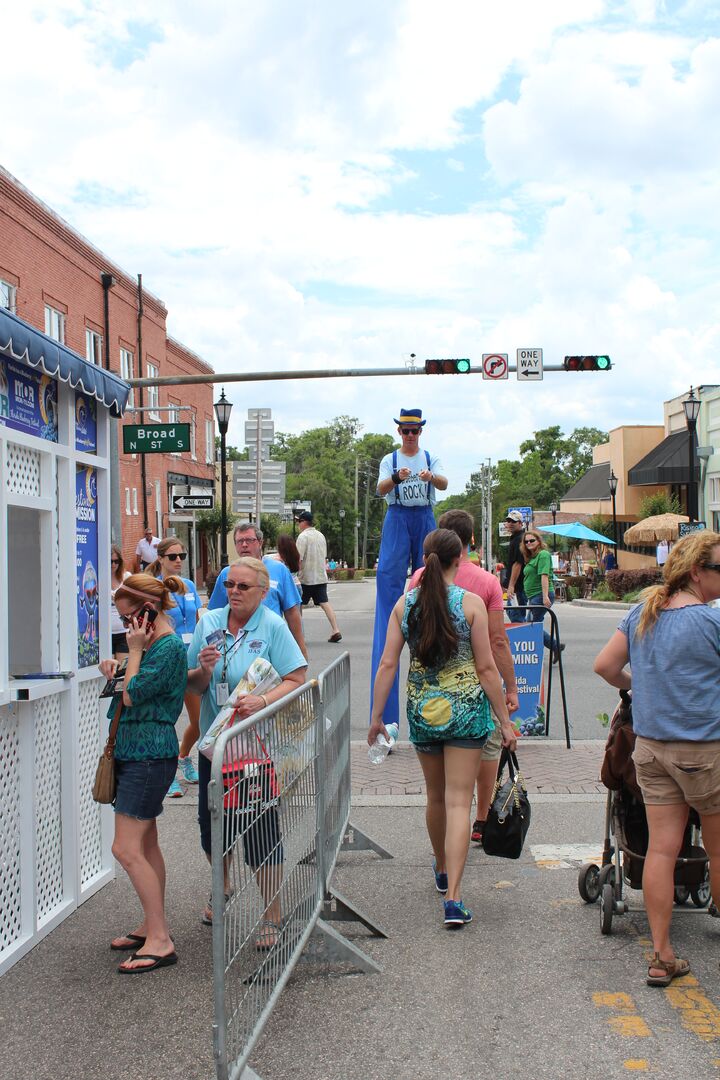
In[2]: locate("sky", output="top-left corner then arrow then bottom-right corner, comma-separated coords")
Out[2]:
2,0 -> 719,494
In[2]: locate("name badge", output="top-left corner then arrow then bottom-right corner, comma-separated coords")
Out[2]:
182,633 -> 193,645
216,682 -> 229,707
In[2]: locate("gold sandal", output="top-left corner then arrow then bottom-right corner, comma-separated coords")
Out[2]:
647,952 -> 691,986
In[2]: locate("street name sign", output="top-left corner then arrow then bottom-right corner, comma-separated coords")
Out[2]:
679,522 -> 706,537
482,353 -> 508,380
123,423 -> 191,454
516,348 -> 543,381
172,494 -> 215,511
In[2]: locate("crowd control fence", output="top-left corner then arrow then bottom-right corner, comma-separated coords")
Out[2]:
209,652 -> 389,1080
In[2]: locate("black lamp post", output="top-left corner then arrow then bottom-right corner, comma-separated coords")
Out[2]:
549,501 -> 558,550
339,508 -> 346,568
291,500 -> 298,538
682,388 -> 700,522
214,389 -> 233,567
608,469 -> 618,552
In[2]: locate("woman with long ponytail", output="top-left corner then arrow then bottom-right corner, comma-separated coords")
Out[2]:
369,529 -> 515,929
595,530 -> 720,987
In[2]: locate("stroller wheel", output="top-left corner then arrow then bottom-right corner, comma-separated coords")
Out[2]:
691,868 -> 711,908
674,885 -> 690,906
578,863 -> 601,904
600,883 -> 614,935
598,864 -> 616,891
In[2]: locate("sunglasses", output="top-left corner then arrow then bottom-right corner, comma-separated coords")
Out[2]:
702,563 -> 720,572
110,559 -> 120,565
165,552 -> 187,561
525,539 -> 539,545
401,427 -> 421,435
224,580 -> 262,592
236,537 -> 260,547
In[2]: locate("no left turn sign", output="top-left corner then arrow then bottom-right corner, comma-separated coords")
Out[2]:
482,353 -> 508,380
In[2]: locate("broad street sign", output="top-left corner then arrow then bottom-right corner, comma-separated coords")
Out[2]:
516,348 -> 543,380
172,494 -> 215,511
482,353 -> 508,380
123,423 -> 191,454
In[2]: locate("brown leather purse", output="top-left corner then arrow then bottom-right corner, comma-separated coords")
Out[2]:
92,699 -> 124,804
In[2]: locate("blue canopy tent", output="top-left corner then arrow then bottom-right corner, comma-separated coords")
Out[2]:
537,522 -> 616,544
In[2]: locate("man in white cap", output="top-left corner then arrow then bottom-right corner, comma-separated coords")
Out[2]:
504,511 -> 527,615
370,408 -> 447,736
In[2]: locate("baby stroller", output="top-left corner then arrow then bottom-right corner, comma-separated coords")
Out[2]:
577,690 -> 712,934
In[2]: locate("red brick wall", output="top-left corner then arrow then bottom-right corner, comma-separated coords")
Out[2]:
0,168 -> 215,580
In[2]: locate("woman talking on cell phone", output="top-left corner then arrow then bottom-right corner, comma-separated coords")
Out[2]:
97,572 -> 188,974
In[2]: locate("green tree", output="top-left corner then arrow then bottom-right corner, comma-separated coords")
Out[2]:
260,514 -> 281,548
638,491 -> 682,518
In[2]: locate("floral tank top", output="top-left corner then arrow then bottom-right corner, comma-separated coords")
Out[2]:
401,584 -> 492,744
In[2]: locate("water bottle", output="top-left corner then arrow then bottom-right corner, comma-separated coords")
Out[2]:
385,723 -> 399,749
368,734 -> 392,765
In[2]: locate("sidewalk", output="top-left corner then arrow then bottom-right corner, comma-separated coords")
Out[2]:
351,739 -> 606,801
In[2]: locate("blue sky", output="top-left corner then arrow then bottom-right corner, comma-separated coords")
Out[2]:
2,0 -> 720,493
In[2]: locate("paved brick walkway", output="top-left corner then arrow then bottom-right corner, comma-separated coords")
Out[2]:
351,739 -> 605,796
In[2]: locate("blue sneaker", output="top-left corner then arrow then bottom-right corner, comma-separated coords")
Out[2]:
433,861 -> 448,894
166,778 -> 183,799
444,899 -> 473,927
179,756 -> 199,783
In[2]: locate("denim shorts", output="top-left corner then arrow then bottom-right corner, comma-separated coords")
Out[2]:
414,735 -> 489,754
114,757 -> 178,820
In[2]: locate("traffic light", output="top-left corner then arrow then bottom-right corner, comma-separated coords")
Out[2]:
424,358 -> 472,374
563,355 -> 612,372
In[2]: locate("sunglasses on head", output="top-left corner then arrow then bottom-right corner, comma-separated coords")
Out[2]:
165,552 -> 187,561
401,427 -> 420,435
224,580 -> 261,592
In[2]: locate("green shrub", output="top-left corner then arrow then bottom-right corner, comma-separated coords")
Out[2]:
566,585 -> 580,601
591,586 -> 617,602
622,589 -> 643,603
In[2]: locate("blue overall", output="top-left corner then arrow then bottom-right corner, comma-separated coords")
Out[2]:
370,450 -> 435,728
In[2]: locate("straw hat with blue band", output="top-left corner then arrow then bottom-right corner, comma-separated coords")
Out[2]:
394,408 -> 426,427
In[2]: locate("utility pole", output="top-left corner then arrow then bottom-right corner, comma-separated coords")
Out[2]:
354,455 -> 359,569
255,410 -> 262,523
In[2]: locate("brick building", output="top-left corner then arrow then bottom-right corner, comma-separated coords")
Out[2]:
0,165 -> 215,584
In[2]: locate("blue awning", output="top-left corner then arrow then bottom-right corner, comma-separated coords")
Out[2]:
0,307 -> 130,417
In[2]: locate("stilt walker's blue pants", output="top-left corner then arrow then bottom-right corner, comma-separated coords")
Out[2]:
370,504 -> 436,728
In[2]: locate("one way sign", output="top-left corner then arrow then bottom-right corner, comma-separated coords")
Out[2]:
172,494 -> 215,511
516,348 -> 543,381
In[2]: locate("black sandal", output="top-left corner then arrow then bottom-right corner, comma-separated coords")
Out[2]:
110,932 -> 146,952
118,951 -> 178,974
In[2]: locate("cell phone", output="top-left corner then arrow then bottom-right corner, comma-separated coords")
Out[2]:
100,659 -> 128,698
137,605 -> 158,625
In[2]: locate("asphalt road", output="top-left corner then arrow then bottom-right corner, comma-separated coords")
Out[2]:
302,579 -> 625,741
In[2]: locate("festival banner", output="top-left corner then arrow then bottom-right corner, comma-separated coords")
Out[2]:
506,620 -> 546,736
0,355 -> 58,441
75,390 -> 97,453
76,464 -> 99,667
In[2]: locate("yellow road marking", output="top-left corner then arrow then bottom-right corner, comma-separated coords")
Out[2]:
623,1062 -> 649,1071
665,977 -> 720,1042
593,992 -> 652,1038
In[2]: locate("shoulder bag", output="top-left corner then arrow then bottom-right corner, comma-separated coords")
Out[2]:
482,747 -> 531,859
92,698 -> 123,804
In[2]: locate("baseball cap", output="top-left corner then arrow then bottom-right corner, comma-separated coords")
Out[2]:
296,510 -> 313,523
505,511 -> 524,523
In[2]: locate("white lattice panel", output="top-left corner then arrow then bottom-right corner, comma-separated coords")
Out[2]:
6,443 -> 41,497
0,706 -> 22,952
34,694 -> 64,923
78,681 -> 104,888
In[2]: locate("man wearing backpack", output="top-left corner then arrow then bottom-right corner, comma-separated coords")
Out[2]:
369,408 -> 447,732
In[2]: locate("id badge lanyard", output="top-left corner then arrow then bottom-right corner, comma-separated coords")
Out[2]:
217,629 -> 247,705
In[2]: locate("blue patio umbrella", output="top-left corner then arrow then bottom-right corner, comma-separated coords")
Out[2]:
537,522 -> 616,544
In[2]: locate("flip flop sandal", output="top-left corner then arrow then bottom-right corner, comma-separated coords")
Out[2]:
255,919 -> 282,951
202,892 -> 233,926
646,953 -> 691,986
471,820 -> 485,844
118,951 -> 178,974
110,932 -> 146,952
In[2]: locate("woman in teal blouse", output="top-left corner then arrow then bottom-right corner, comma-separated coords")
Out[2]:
522,531 -> 564,661
98,573 -> 188,974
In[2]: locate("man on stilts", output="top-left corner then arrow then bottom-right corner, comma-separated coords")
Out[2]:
370,408 -> 447,736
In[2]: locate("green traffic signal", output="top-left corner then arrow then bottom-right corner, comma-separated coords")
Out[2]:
596,355 -> 611,370
456,358 -> 471,373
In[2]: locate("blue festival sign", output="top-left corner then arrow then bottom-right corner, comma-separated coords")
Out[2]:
506,620 -> 546,736
76,464 -> 99,667
0,355 -> 58,441
75,390 -> 97,453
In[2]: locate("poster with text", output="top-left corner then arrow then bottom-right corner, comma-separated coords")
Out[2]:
76,464 -> 99,667
506,621 -> 545,736
75,391 -> 97,452
0,356 -> 58,441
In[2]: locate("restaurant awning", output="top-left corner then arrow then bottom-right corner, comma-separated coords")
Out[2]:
0,307 -> 130,417
627,430 -> 699,487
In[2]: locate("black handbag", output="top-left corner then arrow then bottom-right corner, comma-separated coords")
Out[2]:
482,748 -> 531,859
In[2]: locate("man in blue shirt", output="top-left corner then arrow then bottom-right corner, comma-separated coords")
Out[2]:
208,523 -> 308,660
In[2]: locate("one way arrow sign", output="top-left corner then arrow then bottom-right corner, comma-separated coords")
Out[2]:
172,494 -> 215,511
516,348 -> 543,380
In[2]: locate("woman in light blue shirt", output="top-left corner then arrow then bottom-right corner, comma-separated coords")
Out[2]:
595,531 -> 720,988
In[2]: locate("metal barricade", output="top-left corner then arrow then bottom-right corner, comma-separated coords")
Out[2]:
209,662 -> 384,1080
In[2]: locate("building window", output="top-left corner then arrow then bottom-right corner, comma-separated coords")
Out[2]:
146,362 -> 160,419
205,418 -> 214,464
45,305 -> 65,343
125,488 -> 131,515
0,279 -> 16,313
132,487 -> 138,515
85,328 -> 102,366
120,348 -> 134,408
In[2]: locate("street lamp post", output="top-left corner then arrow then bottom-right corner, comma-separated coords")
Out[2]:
549,501 -> 558,551
291,500 -> 298,538
214,389 -> 233,567
608,469 -> 618,553
339,508 -> 346,568
683,388 -> 700,522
